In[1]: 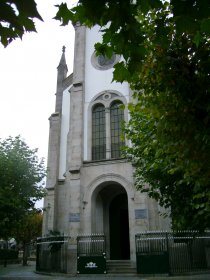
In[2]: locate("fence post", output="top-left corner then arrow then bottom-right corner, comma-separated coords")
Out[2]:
166,231 -> 171,275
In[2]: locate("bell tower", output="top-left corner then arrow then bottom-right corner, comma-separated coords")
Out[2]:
43,23 -> 171,274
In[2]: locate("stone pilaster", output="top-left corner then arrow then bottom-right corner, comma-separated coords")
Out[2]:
72,23 -> 86,85
66,23 -> 86,274
44,112 -> 61,234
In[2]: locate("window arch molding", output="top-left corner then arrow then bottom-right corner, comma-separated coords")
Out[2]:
87,90 -> 128,161
90,90 -> 127,108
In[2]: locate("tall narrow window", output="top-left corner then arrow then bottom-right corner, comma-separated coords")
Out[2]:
92,104 -> 106,160
110,101 -> 125,158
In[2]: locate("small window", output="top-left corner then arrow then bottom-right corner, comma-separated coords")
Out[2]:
98,54 -> 116,67
91,52 -> 120,70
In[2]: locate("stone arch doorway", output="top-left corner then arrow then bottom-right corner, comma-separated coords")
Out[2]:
91,182 -> 130,260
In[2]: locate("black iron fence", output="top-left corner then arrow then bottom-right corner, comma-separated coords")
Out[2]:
36,235 -> 70,273
77,233 -> 106,256
136,231 -> 169,274
136,230 -> 210,275
77,234 -> 106,274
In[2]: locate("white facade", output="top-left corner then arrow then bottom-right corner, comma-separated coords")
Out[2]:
43,24 -> 170,274
84,26 -> 130,160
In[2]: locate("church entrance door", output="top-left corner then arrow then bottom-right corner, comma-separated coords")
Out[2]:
92,183 -> 130,260
109,193 -> 130,260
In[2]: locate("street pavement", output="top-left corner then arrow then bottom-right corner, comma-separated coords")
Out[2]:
0,261 -> 210,280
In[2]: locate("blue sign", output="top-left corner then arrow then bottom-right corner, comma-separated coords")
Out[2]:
69,213 -> 80,222
135,209 -> 148,219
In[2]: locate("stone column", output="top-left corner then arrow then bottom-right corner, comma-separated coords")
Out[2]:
66,23 -> 86,274
43,112 -> 61,234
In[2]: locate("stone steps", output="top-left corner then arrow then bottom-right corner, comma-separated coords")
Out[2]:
106,260 -> 136,274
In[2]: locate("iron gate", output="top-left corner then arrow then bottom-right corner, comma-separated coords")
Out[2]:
136,231 -> 169,274
77,234 -> 106,274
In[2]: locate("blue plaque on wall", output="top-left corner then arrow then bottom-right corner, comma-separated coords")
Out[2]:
69,213 -> 80,222
135,209 -> 148,219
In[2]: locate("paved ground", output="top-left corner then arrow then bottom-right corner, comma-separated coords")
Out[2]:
0,261 -> 210,280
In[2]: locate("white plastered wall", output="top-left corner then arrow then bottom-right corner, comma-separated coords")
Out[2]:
83,25 -> 130,160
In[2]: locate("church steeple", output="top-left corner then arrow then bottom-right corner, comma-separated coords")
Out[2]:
55,46 -> 68,112
58,46 -> 68,72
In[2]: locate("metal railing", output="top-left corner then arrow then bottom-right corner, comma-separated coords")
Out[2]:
136,230 -> 210,275
77,234 -> 106,256
77,234 -> 106,274
36,235 -> 70,273
136,231 -> 168,254
168,231 -> 210,274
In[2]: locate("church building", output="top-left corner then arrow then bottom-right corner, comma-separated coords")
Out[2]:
42,23 -> 170,273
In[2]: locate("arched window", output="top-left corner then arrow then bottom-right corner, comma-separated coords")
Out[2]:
110,101 -> 125,158
92,104 -> 106,160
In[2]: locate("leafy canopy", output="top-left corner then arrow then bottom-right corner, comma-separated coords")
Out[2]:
0,0 -> 42,47
14,211 -> 43,244
0,136 -> 45,239
55,0 -> 210,82
125,35 -> 210,230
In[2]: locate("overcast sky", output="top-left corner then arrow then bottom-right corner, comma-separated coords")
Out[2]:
0,0 -> 76,164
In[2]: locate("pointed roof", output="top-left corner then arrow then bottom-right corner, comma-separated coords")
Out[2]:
57,46 -> 67,69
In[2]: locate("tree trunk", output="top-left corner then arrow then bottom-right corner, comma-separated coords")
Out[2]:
4,240 -> 8,267
22,243 -> 28,266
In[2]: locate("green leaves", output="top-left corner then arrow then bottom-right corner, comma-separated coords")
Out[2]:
0,0 -> 42,47
113,62 -> 130,83
0,136 -> 46,239
201,18 -> 210,35
175,16 -> 199,34
171,0 -> 210,45
124,33 -> 210,230
54,3 -> 75,26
